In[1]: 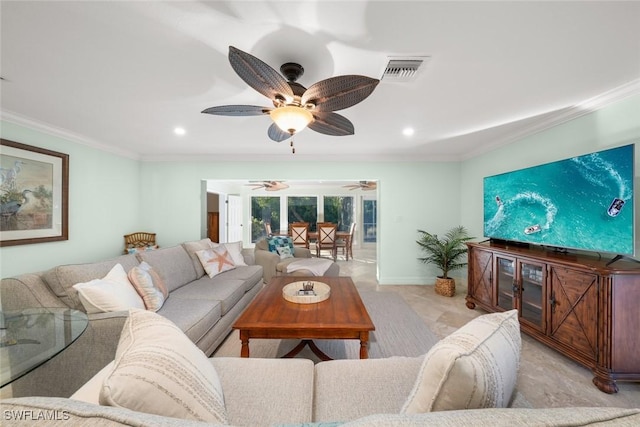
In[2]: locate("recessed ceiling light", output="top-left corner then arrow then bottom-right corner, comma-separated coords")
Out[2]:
174,127 -> 186,136
402,127 -> 415,137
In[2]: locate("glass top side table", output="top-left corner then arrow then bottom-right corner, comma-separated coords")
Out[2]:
0,308 -> 88,388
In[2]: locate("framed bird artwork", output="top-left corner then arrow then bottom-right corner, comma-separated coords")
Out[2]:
0,139 -> 69,246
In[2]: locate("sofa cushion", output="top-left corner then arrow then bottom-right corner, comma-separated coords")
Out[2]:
138,246 -> 197,293
156,297 -> 222,345
43,254 -> 140,310
171,276 -> 246,316
196,246 -> 236,278
182,238 -> 214,278
401,309 -> 521,413
275,256 -> 306,273
72,264 -> 145,314
100,309 -> 228,424
341,408 -> 640,426
212,357 -> 315,426
314,356 -> 425,422
212,265 -> 263,292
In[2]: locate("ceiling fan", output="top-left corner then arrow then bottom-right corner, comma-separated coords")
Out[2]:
202,46 -> 380,153
343,181 -> 377,191
246,181 -> 289,191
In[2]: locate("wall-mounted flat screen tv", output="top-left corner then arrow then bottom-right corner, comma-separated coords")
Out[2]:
484,144 -> 635,255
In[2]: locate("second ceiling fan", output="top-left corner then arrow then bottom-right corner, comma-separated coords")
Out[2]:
202,46 -> 380,153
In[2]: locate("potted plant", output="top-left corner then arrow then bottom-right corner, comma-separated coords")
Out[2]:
416,226 -> 474,297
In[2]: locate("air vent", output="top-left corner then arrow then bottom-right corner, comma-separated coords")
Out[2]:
381,57 -> 429,82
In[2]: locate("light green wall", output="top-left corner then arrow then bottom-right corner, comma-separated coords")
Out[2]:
0,121 -> 141,278
2,94 -> 637,279
139,160 -> 461,284
460,95 -> 640,259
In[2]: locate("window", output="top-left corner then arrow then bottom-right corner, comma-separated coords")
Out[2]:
287,197 -> 318,231
363,199 -> 377,243
323,196 -> 354,231
251,196 -> 280,242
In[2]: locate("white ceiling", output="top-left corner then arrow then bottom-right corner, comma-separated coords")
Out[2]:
1,1 -> 639,162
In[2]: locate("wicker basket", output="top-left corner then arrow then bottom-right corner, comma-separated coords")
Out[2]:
435,277 -> 456,297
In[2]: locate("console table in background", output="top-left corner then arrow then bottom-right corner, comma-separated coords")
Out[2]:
0,308 -> 88,389
465,241 -> 640,394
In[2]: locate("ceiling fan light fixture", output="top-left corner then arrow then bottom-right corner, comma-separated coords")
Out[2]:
269,105 -> 314,134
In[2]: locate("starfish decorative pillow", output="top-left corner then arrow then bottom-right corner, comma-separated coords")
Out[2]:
195,246 -> 236,278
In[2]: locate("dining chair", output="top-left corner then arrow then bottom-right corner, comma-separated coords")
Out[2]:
336,223 -> 356,260
290,222 -> 310,249
316,223 -> 337,261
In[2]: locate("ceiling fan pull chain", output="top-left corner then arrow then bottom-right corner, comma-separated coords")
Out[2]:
290,137 -> 295,154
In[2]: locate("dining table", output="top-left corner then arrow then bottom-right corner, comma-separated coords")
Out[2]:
307,231 -> 351,240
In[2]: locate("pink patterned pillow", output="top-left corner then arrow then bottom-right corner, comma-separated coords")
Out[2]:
128,262 -> 165,311
195,246 -> 236,278
139,261 -> 168,298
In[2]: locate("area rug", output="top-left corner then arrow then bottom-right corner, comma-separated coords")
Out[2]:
213,290 -> 439,362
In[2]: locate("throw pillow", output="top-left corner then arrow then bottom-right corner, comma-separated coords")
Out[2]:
138,261 -> 169,299
267,236 -> 294,253
195,246 -> 236,278
211,241 -> 247,266
276,245 -> 294,259
100,309 -> 228,423
72,264 -> 145,314
401,309 -> 521,413
127,264 -> 165,311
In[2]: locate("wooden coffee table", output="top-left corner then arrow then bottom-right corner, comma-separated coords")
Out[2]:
232,276 -> 375,360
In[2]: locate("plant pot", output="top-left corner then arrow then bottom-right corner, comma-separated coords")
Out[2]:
434,277 -> 456,297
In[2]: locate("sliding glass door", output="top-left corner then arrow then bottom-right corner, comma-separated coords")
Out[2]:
323,196 -> 354,231
287,196 -> 318,231
250,197 -> 280,242
362,199 -> 377,243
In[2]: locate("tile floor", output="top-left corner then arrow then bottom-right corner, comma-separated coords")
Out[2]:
334,246 -> 640,409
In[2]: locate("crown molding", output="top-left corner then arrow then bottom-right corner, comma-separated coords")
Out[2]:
460,78 -> 640,161
0,110 -> 141,160
2,78 -> 637,164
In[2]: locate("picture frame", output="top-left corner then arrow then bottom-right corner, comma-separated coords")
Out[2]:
0,139 -> 69,246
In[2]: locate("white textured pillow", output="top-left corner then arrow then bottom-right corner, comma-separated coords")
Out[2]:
211,241 -> 247,266
73,264 -> 145,314
196,246 -> 236,278
128,264 -> 165,311
277,245 -> 294,259
100,309 -> 228,424
402,309 -> 521,413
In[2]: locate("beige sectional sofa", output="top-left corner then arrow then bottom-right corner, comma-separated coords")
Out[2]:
0,238 -> 263,399
2,308 -> 639,426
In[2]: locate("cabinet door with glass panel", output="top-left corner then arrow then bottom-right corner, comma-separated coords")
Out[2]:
495,255 -> 546,332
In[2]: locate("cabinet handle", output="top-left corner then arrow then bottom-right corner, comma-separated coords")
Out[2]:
512,282 -> 518,294
549,293 -> 556,313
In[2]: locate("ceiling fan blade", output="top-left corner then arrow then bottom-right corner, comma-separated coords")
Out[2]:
308,111 -> 354,136
201,105 -> 271,116
301,75 -> 379,112
266,181 -> 289,191
267,123 -> 292,142
228,46 -> 294,102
